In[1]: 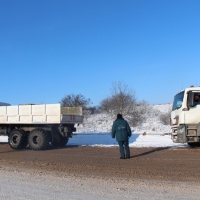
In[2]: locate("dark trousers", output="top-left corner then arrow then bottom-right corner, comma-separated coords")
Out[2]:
118,140 -> 130,158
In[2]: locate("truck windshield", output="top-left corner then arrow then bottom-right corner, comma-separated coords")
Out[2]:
172,91 -> 184,111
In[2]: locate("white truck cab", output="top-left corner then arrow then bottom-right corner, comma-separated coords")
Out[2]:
171,86 -> 200,146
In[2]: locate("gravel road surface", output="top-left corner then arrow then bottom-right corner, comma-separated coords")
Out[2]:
1,143 -> 200,199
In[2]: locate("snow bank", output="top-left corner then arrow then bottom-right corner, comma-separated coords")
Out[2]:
76,104 -> 172,134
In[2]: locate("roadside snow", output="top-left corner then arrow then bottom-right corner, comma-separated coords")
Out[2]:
69,133 -> 186,148
0,136 -> 8,143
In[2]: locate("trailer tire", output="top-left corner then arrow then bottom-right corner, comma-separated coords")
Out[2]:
52,136 -> 69,148
28,129 -> 50,150
8,130 -> 26,149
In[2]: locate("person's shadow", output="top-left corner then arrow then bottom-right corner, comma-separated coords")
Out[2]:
130,147 -> 170,158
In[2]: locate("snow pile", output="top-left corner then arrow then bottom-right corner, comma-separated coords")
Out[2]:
76,113 -> 113,133
77,104 -> 172,134
129,134 -> 185,148
136,104 -> 171,134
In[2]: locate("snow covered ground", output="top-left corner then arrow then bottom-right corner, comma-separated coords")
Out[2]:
69,132 -> 187,148
76,103 -> 172,134
0,104 -> 187,148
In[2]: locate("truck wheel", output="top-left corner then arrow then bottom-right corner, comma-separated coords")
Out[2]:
28,129 -> 50,150
52,136 -> 69,148
8,130 -> 26,149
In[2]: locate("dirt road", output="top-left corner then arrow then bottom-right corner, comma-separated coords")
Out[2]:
0,143 -> 200,182
2,143 -> 200,199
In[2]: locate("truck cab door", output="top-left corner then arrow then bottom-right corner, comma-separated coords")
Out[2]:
184,92 -> 200,124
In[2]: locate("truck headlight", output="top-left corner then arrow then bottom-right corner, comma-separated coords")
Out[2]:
174,116 -> 179,125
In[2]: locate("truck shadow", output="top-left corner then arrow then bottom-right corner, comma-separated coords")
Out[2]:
130,147 -> 170,158
49,145 -> 79,150
0,143 -> 30,154
0,143 -> 79,153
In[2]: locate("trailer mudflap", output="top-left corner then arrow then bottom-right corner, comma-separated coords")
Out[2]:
177,125 -> 187,143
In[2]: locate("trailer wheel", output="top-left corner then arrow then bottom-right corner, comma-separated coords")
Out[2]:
51,136 -> 69,148
8,130 -> 26,149
28,129 -> 50,150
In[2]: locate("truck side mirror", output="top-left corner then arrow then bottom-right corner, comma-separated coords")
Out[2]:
187,91 -> 194,108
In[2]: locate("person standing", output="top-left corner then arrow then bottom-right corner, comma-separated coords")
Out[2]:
111,114 -> 132,159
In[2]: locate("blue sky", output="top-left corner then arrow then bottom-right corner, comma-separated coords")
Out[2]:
1,0 -> 200,106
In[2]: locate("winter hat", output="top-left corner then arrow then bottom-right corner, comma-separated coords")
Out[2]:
117,114 -> 123,119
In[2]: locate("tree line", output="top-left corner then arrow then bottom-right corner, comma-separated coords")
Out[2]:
60,81 -> 171,126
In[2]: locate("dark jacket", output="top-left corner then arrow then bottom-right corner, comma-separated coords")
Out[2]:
112,118 -> 132,142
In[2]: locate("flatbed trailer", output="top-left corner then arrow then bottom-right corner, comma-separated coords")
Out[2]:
0,103 -> 83,150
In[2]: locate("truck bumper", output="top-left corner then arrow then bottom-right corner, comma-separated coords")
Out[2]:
171,125 -> 187,143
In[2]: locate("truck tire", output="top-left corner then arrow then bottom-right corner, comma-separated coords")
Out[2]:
8,129 -> 26,149
28,129 -> 50,150
51,135 -> 69,148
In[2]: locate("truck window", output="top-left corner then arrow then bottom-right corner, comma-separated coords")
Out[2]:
193,93 -> 200,106
172,91 -> 184,111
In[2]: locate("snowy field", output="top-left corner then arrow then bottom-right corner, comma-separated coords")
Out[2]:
0,104 -> 187,148
70,132 -> 187,148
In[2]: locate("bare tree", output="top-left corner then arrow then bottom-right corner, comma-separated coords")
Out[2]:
60,94 -> 91,107
159,109 -> 171,125
126,100 -> 149,126
60,94 -> 93,119
100,81 -> 149,126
